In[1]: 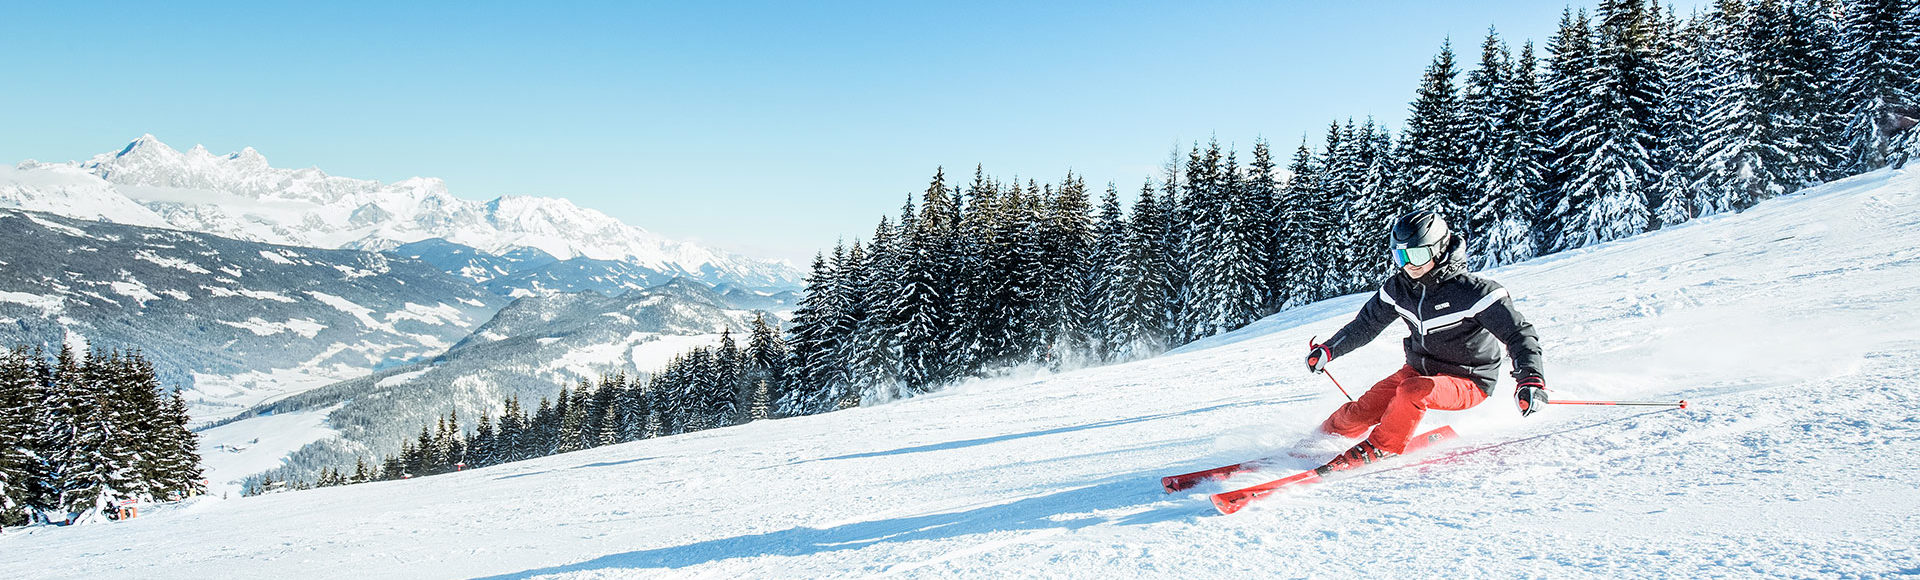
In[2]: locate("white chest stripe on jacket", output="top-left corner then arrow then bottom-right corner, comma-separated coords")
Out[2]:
1379,286 -> 1510,335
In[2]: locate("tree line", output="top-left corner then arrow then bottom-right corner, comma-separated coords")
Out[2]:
247,315 -> 789,492
0,346 -> 203,527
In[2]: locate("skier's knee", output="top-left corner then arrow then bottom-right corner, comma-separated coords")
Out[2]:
1397,376 -> 1437,397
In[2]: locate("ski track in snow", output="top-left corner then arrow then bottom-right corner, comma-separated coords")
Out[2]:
4,170 -> 1920,578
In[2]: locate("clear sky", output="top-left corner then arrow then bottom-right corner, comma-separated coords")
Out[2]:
0,1 -> 1689,265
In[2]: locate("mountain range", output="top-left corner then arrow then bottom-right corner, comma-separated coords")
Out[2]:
3,135 -> 802,293
0,207 -> 507,420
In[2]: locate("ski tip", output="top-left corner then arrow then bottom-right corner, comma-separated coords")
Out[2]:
1211,494 -> 1246,515
1161,477 -> 1181,493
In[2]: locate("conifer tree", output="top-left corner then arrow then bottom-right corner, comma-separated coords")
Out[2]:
153,387 -> 202,499
714,332 -> 744,425
1540,8 -> 1599,250
616,374 -> 652,441
1553,0 -> 1658,250
1692,0 -> 1783,213
782,252 -> 838,414
351,457 -> 373,484
1108,181 -> 1173,359
468,413 -> 496,468
1247,140 -> 1284,312
1655,12 -> 1716,226
1471,36 -> 1550,267
1344,119 -> 1400,291
1276,137 -> 1324,307
745,314 -> 788,419
1400,41 -> 1474,223
495,396 -> 525,463
1837,0 -> 1920,170
898,168 -> 962,388
1042,173 -> 1096,364
0,348 -> 38,525
1088,184 -> 1129,362
1203,149 -> 1271,334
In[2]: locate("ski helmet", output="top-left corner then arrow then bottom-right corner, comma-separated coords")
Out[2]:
1390,211 -> 1449,267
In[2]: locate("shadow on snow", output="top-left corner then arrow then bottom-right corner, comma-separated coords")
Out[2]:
473,471 -> 1208,579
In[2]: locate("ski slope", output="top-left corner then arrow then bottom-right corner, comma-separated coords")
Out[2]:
6,169 -> 1920,578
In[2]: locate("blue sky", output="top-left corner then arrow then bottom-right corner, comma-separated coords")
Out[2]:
0,1 -> 1686,264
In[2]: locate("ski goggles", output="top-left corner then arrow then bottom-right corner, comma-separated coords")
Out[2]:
1391,244 -> 1437,267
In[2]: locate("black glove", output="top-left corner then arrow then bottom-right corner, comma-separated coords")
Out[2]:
1306,343 -> 1332,374
1515,377 -> 1548,417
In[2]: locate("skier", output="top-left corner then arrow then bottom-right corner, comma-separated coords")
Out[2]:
1303,211 -> 1546,472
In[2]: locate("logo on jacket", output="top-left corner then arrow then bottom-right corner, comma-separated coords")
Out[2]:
1433,302 -> 1451,310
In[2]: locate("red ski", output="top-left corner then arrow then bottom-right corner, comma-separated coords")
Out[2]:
1161,458 -> 1274,493
1209,425 -> 1458,515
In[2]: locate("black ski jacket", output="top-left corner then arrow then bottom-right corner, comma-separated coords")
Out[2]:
1321,235 -> 1543,395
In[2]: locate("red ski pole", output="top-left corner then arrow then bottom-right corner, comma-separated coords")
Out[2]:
1308,336 -> 1353,402
1323,370 -> 1355,402
1548,399 -> 1689,409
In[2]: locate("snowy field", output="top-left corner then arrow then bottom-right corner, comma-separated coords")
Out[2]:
194,405 -> 346,498
4,169 -> 1919,577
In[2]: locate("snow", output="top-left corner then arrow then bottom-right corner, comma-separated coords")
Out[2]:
5,169 -> 1920,577
539,332 -> 724,379
305,291 -> 381,329
194,404 -> 345,498
108,277 -> 162,306
215,317 -> 325,338
134,249 -> 213,274
202,286 -> 297,302
6,136 -> 802,288
257,250 -> 295,264
185,345 -> 375,422
20,211 -> 87,237
627,333 -> 722,370
383,301 -> 467,327
0,163 -> 173,227
0,290 -> 66,315
376,369 -> 429,389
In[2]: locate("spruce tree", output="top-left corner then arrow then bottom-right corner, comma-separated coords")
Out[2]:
1476,40 -> 1550,266
1088,184 -> 1129,362
782,252 -> 837,414
1554,0 -> 1658,250
745,314 -> 788,420
0,348 -> 38,525
1276,137 -> 1324,307
1346,119 -> 1400,290
896,171 -> 957,392
1540,8 -> 1599,251
1400,41 -> 1474,223
469,413 -> 496,468
1109,181 -> 1173,359
1655,12 -> 1716,226
1203,149 -> 1271,334
1692,0 -> 1783,213
1042,173 -> 1096,364
1837,0 -> 1920,170
714,332 -> 744,426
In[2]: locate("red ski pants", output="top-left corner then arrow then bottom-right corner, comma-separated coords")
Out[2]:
1319,365 -> 1487,454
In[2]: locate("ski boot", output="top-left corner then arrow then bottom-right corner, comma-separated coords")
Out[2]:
1314,440 -> 1395,476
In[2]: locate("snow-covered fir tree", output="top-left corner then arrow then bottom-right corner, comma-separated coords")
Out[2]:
1836,0 -> 1920,171
1399,41 -> 1474,224
1552,0 -> 1658,250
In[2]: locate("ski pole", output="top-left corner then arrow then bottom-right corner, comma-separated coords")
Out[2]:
1548,399 -> 1688,409
1308,336 -> 1353,402
1322,370 -> 1354,402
